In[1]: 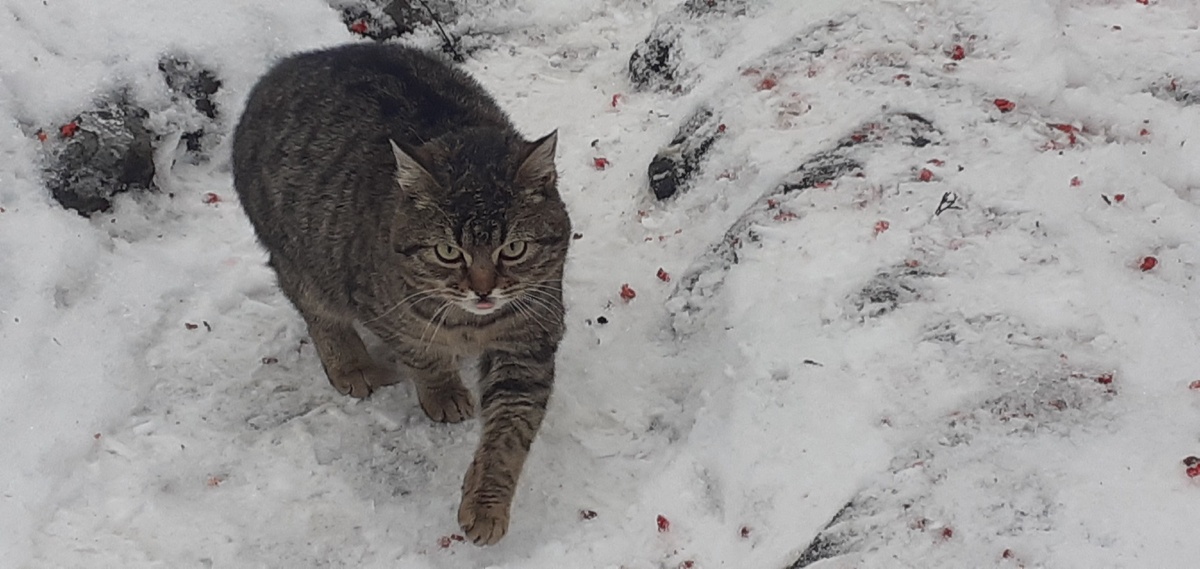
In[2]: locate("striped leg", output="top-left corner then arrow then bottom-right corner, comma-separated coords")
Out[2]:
457,347 -> 555,545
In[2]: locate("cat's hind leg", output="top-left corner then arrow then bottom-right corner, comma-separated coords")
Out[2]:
274,266 -> 395,398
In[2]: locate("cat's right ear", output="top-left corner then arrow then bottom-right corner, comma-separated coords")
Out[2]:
390,140 -> 438,205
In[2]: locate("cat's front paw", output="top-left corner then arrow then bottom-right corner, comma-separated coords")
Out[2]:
416,383 -> 475,423
327,365 -> 396,399
458,487 -> 511,546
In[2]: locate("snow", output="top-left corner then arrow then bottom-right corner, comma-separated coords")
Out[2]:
3,0 -> 1200,567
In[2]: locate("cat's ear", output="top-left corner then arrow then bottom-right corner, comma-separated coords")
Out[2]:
390,139 -> 438,200
515,130 -> 558,196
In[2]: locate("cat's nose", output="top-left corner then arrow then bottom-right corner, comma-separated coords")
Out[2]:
466,266 -> 496,297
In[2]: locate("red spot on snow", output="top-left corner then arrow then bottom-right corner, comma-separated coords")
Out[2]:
1136,0 -> 1149,5
905,259 -> 921,268
993,98 -> 1016,113
717,123 -> 727,134
579,509 -> 598,520
814,181 -> 833,189
740,525 -> 752,538
656,514 -> 671,532
918,168 -> 934,182
349,20 -> 369,35
1095,373 -> 1114,385
611,93 -> 623,108
1002,548 -> 1015,559
773,211 -> 798,221
940,527 -> 954,540
757,74 -> 779,91
1139,256 -> 1158,272
1188,380 -> 1200,390
619,284 -> 636,301
60,121 -> 80,138
1070,176 -> 1082,187
185,322 -> 199,330
202,192 -> 221,204
678,561 -> 695,569
437,535 -> 452,548
927,158 -> 946,166
1188,465 -> 1200,479
1139,128 -> 1151,137
767,198 -> 779,209
1113,193 -> 1126,203
1050,123 -> 1080,146
894,74 -> 911,85
874,220 -> 890,235
950,45 -> 965,60
656,268 -> 671,282
36,130 -> 48,142
93,433 -> 101,440
593,157 -> 610,170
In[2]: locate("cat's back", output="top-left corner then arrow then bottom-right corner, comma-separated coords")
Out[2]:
236,44 -> 510,147
232,44 -> 512,263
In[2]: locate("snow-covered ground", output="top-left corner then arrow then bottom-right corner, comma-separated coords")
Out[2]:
3,0 -> 1200,567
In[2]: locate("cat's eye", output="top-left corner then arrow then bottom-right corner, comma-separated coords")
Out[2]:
498,240 -> 528,262
434,243 -> 463,264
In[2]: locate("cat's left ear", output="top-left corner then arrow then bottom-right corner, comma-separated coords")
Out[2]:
516,130 -> 558,197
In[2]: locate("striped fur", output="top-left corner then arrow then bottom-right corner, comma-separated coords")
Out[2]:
232,44 -> 570,545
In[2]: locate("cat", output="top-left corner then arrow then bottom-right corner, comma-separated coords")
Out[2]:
231,43 -> 571,546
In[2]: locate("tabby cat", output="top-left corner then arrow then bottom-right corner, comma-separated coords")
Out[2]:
231,43 -> 571,546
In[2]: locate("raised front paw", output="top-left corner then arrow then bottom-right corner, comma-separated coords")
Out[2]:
416,383 -> 475,423
458,487 -> 511,546
327,365 -> 396,399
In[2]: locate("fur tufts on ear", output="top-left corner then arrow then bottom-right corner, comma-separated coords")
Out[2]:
516,130 -> 558,195
390,139 -> 435,195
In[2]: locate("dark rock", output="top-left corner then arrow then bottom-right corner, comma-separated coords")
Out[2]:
44,96 -> 157,216
629,0 -> 750,93
335,1 -> 461,59
648,106 -> 725,200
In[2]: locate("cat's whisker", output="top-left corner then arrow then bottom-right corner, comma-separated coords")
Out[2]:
511,298 -> 552,335
362,288 -> 440,324
418,301 -> 451,348
424,302 -> 453,352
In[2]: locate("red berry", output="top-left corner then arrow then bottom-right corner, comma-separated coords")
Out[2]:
437,535 -> 452,548
202,192 -> 221,204
993,98 -> 1016,113
1095,373 -> 1113,385
941,527 -> 954,539
678,561 -> 694,569
60,121 -> 79,138
1139,128 -> 1150,136
593,157 -> 610,170
656,268 -> 671,282
611,93 -> 623,107
656,514 -> 670,532
1139,256 -> 1158,271
580,509 -> 598,520
950,45 -> 965,60
1189,380 -> 1200,390
918,168 -> 934,182
717,123 -> 727,134
757,75 -> 778,91
874,220 -> 890,235
619,284 -> 636,301
1136,0 -> 1149,5
349,20 -> 369,35
1188,465 -> 1200,478
1070,176 -> 1082,187
1113,193 -> 1126,203
36,130 -> 48,142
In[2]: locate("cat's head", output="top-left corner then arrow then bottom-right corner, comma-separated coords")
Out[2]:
386,129 -> 571,319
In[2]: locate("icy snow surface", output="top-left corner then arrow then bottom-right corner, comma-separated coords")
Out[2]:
3,0 -> 1200,567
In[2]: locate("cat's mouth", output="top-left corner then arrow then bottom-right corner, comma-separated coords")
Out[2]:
457,294 -> 509,316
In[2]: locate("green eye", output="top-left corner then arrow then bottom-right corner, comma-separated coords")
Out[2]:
434,243 -> 463,264
498,240 -> 527,261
